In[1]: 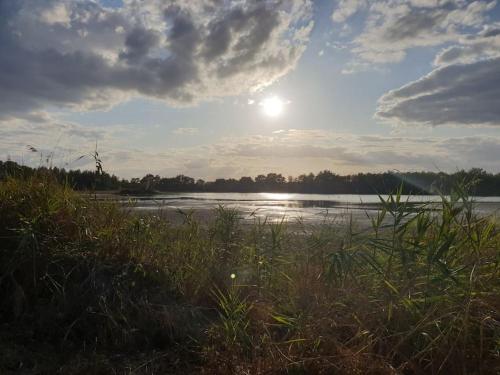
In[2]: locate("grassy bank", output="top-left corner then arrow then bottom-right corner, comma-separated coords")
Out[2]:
0,175 -> 499,374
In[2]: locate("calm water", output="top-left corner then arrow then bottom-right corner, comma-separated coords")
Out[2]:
115,192 -> 500,224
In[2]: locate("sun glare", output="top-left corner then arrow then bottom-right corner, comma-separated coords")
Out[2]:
261,96 -> 284,117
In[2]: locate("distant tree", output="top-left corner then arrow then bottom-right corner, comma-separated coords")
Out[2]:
2,160 -> 500,195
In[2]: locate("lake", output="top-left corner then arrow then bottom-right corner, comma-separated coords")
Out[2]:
109,192 -> 500,225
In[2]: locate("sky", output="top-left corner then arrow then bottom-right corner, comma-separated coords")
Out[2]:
1,0 -> 500,179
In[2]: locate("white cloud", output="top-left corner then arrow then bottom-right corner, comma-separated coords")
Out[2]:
0,114 -> 136,170
3,123 -> 500,177
341,61 -> 387,75
335,0 -> 496,64
433,23 -> 500,66
40,3 -> 72,27
332,0 -> 367,23
209,130 -> 500,175
172,127 -> 199,135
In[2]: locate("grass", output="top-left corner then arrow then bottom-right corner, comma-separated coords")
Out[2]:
0,173 -> 499,374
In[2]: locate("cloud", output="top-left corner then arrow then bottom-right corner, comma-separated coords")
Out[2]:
370,11 -> 500,127
0,114 -> 135,170
332,0 -> 367,23
335,0 -> 496,64
341,61 -> 387,75
98,131 -> 500,178
3,123 -> 500,177
433,23 -> 500,66
213,131 -> 500,176
172,127 -> 199,135
376,56 -> 500,126
0,0 -> 313,120
119,27 -> 161,63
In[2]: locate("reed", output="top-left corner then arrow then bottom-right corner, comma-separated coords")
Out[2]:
0,174 -> 498,374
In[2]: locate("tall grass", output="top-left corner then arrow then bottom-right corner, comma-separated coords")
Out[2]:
0,174 -> 498,374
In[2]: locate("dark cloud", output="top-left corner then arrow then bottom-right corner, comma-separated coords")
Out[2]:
376,57 -> 500,126
0,37 -> 126,118
120,27 -> 160,63
203,17 -> 233,61
482,27 -> 500,37
434,45 -> 475,65
0,0 -> 312,120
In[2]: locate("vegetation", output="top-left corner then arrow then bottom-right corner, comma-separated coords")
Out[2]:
0,172 -> 499,374
0,160 -> 122,191
3,159 -> 500,195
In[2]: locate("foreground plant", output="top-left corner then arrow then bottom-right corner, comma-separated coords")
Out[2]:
0,174 -> 498,374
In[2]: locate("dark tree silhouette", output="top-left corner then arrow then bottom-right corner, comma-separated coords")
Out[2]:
1,160 -> 499,196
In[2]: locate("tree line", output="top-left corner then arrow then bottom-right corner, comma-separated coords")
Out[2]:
1,160 -> 499,196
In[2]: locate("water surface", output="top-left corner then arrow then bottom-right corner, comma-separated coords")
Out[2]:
113,192 -> 500,224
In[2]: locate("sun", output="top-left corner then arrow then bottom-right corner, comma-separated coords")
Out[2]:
261,96 -> 284,117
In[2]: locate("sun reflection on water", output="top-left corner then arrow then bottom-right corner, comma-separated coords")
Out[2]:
260,193 -> 294,200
